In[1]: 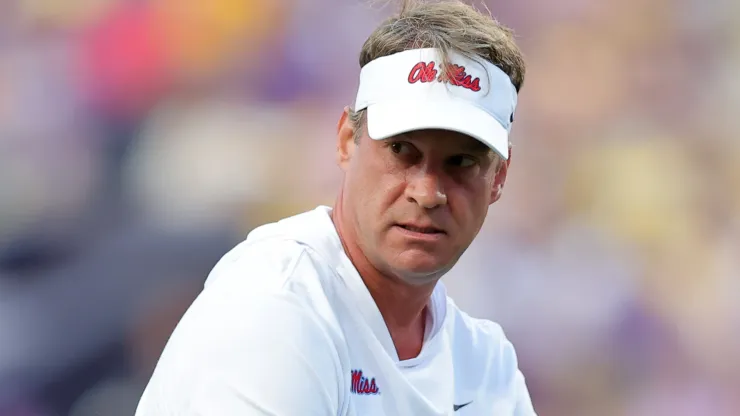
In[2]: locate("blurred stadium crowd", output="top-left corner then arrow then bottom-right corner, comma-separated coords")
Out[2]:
0,0 -> 738,415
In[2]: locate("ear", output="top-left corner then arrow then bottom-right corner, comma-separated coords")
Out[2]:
336,106 -> 357,172
489,144 -> 512,204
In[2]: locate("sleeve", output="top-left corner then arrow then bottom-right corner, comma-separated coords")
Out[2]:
135,266 -> 343,416
512,370 -> 537,416
480,320 -> 537,416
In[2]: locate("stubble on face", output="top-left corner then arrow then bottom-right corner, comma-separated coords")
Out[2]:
341,128 -> 503,285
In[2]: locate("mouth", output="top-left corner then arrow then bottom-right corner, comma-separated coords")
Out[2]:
395,223 -> 446,235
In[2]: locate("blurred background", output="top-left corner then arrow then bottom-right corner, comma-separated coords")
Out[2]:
0,0 -> 738,414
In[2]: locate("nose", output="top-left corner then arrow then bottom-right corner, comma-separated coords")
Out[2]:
405,169 -> 447,209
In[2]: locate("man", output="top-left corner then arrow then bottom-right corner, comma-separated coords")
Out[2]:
135,0 -> 535,414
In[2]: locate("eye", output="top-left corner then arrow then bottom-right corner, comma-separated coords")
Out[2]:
448,154 -> 477,168
390,141 -> 412,155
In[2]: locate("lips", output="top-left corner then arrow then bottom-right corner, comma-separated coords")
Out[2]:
396,223 -> 445,234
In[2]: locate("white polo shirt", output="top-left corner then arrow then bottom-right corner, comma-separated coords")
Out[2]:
135,206 -> 536,415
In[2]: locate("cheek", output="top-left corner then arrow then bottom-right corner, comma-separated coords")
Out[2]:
377,172 -> 407,204
362,177 -> 406,236
350,162 -> 406,223
359,155 -> 405,199
448,182 -> 490,226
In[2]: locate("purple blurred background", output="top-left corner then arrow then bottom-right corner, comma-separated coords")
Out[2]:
0,0 -> 738,415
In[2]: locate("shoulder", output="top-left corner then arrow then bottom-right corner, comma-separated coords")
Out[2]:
204,208 -> 339,293
137,280 -> 345,415
447,299 -> 521,391
204,234 -> 328,294
193,208 -> 346,338
204,237 -> 310,288
139,242 -> 344,412
447,300 -> 536,413
138,210 -> 352,414
191,235 -> 340,343
167,235 -> 338,358
161,232 -> 343,372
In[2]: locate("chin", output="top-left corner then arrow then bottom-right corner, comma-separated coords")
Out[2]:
389,250 -> 452,281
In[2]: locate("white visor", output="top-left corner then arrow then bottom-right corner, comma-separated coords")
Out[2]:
354,48 -> 518,159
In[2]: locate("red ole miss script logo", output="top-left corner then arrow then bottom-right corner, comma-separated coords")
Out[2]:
350,370 -> 380,395
408,61 -> 481,92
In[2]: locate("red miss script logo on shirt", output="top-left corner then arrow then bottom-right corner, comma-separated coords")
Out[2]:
408,61 -> 481,92
350,370 -> 380,395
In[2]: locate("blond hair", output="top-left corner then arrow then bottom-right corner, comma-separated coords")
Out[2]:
351,0 -> 526,141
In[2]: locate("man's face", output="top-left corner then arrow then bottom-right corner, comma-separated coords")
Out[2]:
336,109 -> 510,284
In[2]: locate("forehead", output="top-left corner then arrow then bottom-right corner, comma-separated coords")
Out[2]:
397,129 -> 491,153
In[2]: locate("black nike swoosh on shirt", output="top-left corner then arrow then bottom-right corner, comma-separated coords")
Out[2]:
453,401 -> 472,411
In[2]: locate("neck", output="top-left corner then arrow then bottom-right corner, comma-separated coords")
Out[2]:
332,194 -> 437,360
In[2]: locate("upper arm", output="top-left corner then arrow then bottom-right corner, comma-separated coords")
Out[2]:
476,319 -> 537,416
498,332 -> 536,416
191,296 -> 342,416
512,370 -> 537,416
136,257 -> 343,416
